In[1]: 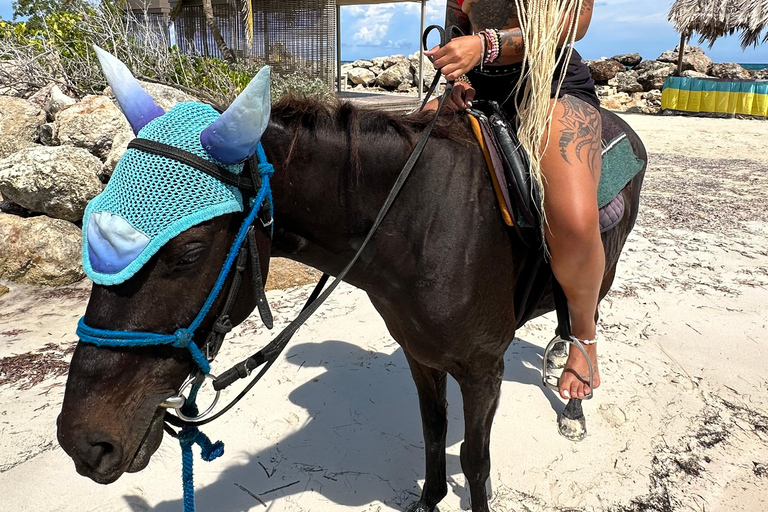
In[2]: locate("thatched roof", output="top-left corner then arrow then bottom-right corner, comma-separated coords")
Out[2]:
669,0 -> 768,48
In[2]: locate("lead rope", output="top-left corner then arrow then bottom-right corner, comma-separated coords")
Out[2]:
178,382 -> 224,512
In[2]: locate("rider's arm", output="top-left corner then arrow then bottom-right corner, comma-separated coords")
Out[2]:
493,0 -> 595,65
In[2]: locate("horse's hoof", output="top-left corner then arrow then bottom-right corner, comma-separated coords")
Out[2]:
558,399 -> 586,441
547,341 -> 569,370
405,501 -> 438,512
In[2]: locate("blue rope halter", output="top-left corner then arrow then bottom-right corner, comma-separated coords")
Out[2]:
76,143 -> 274,512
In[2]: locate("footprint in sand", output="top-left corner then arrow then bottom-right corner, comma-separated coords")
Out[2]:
598,403 -> 627,428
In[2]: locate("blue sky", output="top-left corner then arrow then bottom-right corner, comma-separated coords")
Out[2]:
1,0 -> 765,63
338,0 -> 767,63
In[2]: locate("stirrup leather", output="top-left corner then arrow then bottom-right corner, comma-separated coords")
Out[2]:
542,335 -> 595,400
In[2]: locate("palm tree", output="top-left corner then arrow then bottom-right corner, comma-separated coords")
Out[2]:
171,0 -> 236,63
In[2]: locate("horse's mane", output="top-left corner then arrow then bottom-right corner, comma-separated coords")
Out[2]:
271,95 -> 475,173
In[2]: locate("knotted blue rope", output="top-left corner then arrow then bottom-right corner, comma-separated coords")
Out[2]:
75,143 -> 273,512
178,383 -> 224,512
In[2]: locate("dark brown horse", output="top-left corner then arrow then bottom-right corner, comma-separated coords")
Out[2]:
57,65 -> 645,512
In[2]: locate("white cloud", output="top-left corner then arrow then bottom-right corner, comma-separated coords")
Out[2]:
350,5 -> 397,44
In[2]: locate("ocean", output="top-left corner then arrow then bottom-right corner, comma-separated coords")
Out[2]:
741,63 -> 768,71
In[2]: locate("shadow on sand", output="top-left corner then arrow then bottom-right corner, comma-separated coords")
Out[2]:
125,337 -> 562,512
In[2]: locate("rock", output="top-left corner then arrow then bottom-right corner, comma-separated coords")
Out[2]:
0,198 -> 33,217
636,62 -> 676,91
376,60 -> 413,89
0,213 -> 85,286
409,52 -> 437,89
351,59 -> 373,69
396,82 -> 412,92
38,123 -> 57,146
46,85 -> 77,118
755,69 -> 768,80
611,53 -> 642,68
596,85 -> 618,97
104,81 -> 198,111
709,62 -> 751,80
587,59 -> 626,82
347,67 -> 376,86
370,65 -> 383,76
608,70 -> 643,93
0,97 -> 46,159
382,54 -> 407,69
0,284 -> 8,296
0,145 -> 103,221
600,92 -> 631,111
371,57 -> 386,68
682,70 -> 710,78
27,83 -> 56,111
643,89 -> 662,102
103,130 -> 134,178
55,95 -> 131,159
657,45 -> 712,74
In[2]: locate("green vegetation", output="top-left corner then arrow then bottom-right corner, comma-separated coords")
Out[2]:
0,0 -> 331,105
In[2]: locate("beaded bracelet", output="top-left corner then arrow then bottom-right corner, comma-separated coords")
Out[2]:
455,74 -> 472,85
482,29 -> 501,64
477,33 -> 486,70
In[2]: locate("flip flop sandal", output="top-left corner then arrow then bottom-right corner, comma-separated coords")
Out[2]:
542,335 -> 594,400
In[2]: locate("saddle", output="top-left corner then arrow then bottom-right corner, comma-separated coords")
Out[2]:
467,100 -> 643,243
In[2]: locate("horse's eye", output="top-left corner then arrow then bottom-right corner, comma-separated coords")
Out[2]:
177,246 -> 206,267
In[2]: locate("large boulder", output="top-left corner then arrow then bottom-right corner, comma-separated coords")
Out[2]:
347,67 -> 376,86
608,70 -> 643,93
409,52 -> 438,90
350,59 -> 374,69
376,60 -> 413,89
104,130 -> 134,177
0,145 -> 103,221
709,62 -> 751,80
56,95 -> 132,158
382,54 -> 407,70
0,213 -> 84,286
755,69 -> 768,80
657,45 -> 712,74
46,85 -> 77,119
0,97 -> 46,159
682,70 -> 710,78
587,59 -> 626,82
634,60 -> 676,91
611,53 -> 643,68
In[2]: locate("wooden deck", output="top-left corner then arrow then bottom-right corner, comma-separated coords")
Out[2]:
337,91 -> 423,113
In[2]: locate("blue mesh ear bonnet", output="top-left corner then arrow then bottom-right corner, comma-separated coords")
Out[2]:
82,102 -> 245,286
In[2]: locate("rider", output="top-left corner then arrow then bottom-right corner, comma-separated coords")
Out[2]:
425,0 -> 602,401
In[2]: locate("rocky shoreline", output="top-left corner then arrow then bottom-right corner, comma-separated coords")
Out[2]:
342,44 -> 768,114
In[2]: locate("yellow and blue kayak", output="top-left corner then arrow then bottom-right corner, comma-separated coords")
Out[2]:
661,76 -> 768,118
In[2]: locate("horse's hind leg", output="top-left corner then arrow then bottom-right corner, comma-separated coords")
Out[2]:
454,357 -> 504,512
405,355 -> 449,512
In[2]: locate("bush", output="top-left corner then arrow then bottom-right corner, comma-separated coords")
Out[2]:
0,1 -> 331,105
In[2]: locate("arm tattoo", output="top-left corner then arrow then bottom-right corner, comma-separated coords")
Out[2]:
557,96 -> 602,178
499,28 -> 524,57
468,0 -> 518,29
445,0 -> 471,35
580,0 -> 593,17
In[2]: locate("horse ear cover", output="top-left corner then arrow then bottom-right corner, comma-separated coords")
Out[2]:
82,64 -> 272,286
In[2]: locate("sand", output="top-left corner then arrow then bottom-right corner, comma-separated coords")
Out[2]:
1,113 -> 767,512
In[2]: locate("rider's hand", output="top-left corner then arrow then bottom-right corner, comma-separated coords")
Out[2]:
425,35 -> 483,81
422,81 -> 476,112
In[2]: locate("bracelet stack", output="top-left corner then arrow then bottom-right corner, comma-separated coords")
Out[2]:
480,29 -> 501,65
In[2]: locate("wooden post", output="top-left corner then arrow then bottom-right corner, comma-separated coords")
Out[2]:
419,0 -> 426,100
676,32 -> 687,76
336,3 -> 342,93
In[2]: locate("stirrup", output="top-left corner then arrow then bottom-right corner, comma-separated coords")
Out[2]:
542,335 -> 594,400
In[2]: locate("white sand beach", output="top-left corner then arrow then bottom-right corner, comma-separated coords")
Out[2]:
1,113 -> 767,512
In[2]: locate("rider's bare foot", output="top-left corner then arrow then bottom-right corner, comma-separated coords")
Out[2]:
559,342 -> 600,399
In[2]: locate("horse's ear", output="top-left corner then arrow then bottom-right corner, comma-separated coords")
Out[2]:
200,66 -> 271,165
93,45 -> 164,135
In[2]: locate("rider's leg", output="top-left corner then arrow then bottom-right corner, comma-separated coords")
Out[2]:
540,94 -> 604,400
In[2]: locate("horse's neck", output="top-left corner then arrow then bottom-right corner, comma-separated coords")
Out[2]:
261,121 -> 414,285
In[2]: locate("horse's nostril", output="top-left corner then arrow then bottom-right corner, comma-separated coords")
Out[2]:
75,434 -> 124,474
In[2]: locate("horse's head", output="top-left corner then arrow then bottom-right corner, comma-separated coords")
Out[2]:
57,48 -> 274,484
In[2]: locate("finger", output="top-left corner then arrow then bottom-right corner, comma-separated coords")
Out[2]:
465,88 -> 476,104
424,45 -> 441,56
451,85 -> 467,109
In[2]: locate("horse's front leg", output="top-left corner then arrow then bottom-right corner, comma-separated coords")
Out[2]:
454,356 -> 504,512
404,353 -> 449,512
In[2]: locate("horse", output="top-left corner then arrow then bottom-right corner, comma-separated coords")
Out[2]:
57,52 -> 646,512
